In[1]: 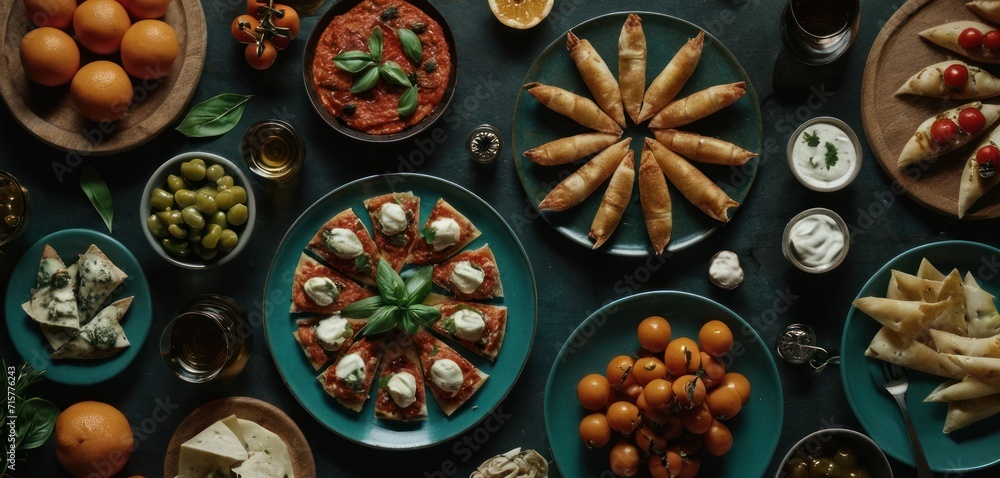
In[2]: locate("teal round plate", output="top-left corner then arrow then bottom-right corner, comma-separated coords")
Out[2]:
842,240 -> 1000,473
513,12 -> 762,256
263,173 -> 537,449
544,291 -> 782,477
3,229 -> 153,385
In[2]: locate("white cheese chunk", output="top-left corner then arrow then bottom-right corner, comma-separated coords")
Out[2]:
315,316 -> 350,351
177,420 -> 248,478
452,308 -> 486,341
322,228 -> 363,259
335,353 -> 366,388
430,359 -> 464,396
235,418 -> 294,478
429,218 -> 460,251
304,277 -> 339,306
378,202 -> 408,235
387,372 -> 418,408
450,261 -> 485,294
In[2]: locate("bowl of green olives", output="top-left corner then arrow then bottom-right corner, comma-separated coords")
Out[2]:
776,428 -> 892,478
140,152 -> 256,269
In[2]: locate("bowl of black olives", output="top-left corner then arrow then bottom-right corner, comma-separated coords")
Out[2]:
141,152 -> 256,269
776,428 -> 892,478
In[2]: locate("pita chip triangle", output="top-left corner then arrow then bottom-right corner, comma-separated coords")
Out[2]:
918,258 -> 946,281
963,271 -> 1000,338
854,297 -> 951,339
930,329 -> 1000,357
866,327 -> 966,379
925,375 -> 1000,402
943,393 -> 1000,433
945,354 -> 1000,386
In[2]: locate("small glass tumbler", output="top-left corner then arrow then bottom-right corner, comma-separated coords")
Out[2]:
0,170 -> 29,248
780,0 -> 860,66
160,294 -> 252,383
241,119 -> 305,186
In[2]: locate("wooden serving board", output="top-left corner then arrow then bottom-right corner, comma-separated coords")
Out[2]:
0,0 -> 206,156
861,0 -> 1000,219
163,396 -> 317,478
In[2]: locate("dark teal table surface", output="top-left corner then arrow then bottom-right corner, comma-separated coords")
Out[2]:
1,0 -> 996,477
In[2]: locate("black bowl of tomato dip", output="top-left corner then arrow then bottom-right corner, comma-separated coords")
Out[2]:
304,0 -> 457,142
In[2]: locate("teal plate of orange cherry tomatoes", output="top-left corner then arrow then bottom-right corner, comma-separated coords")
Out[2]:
544,291 -> 782,477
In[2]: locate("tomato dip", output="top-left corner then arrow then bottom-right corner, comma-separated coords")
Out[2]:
311,0 -> 452,135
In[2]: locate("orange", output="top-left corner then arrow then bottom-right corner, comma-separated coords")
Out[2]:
74,0 -> 132,55
487,0 -> 553,29
70,61 -> 134,122
120,19 -> 178,79
23,0 -> 77,29
19,27 -> 80,87
54,401 -> 134,478
116,0 -> 171,20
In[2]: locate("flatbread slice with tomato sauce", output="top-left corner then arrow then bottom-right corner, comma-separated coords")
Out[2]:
290,253 -> 375,314
408,198 -> 482,265
306,208 -> 382,286
431,244 -> 503,301
363,192 -> 421,272
411,330 -> 488,416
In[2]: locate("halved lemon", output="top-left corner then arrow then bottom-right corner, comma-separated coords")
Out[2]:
488,0 -> 554,29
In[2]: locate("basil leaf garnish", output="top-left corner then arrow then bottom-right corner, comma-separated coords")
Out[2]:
398,85 -> 418,116
404,266 -> 433,306
333,51 -> 376,73
369,26 -> 384,62
351,65 -> 380,93
359,305 -> 401,337
341,295 -> 386,319
379,61 -> 412,87
407,303 -> 440,325
397,28 -> 423,64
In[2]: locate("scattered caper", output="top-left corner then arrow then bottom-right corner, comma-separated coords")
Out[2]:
411,21 -> 426,34
423,59 -> 437,73
407,71 -> 418,84
380,6 -> 397,20
343,103 -> 357,115
150,188 -> 175,211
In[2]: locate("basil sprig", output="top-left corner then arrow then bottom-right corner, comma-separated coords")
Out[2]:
342,260 -> 439,337
332,26 -> 423,116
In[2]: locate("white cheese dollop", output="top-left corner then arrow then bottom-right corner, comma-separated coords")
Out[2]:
387,372 -> 417,408
335,353 -> 366,386
452,308 -> 486,341
430,359 -> 464,396
789,214 -> 845,268
450,261 -> 485,294
708,251 -> 744,290
315,315 -> 350,351
379,202 -> 408,235
304,277 -> 340,306
323,228 -> 364,259
429,218 -> 461,251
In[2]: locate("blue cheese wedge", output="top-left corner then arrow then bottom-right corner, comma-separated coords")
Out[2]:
22,246 -> 81,330
177,418 -> 249,478
50,297 -> 132,360
76,244 -> 127,324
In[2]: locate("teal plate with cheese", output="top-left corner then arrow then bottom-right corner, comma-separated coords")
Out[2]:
544,291 -> 782,477
262,173 -> 537,449
842,240 -> 1000,473
513,12 -> 762,256
3,229 -> 153,385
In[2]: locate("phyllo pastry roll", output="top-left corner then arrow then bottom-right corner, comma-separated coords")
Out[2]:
589,151 -> 635,249
648,81 -> 746,129
538,138 -> 631,211
524,132 -> 621,166
524,82 -> 622,135
567,31 -> 627,128
647,139 -> 738,223
639,141 -> 672,255
652,129 -> 757,166
638,30 -> 704,123
618,14 -> 646,124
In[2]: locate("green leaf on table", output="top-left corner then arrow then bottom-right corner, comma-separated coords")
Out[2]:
398,85 -> 418,117
351,65 -> 380,94
397,28 -> 423,64
359,305 -> 401,337
15,398 -> 58,450
369,26 -> 384,62
379,61 -> 412,88
341,295 -> 386,319
80,166 -> 113,234
404,266 -> 433,306
175,93 -> 252,138
334,51 -> 376,73
376,260 -> 406,306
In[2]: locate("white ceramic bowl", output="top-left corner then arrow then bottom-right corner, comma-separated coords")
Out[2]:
782,207 -> 850,273
775,428 -> 893,478
786,116 -> 863,192
140,152 -> 256,269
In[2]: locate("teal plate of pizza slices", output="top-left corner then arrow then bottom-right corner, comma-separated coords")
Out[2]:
841,240 -> 1000,473
544,291 -> 782,477
3,228 -> 153,385
262,173 -> 537,449
513,12 -> 762,256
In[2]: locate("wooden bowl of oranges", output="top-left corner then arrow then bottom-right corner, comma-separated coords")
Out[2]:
0,0 -> 207,155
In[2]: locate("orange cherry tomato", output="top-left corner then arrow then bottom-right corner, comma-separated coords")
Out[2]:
577,373 -> 612,411
664,337 -> 701,376
637,315 -> 671,353
698,320 -> 734,357
244,40 -> 277,70
631,357 -> 667,386
232,14 -> 260,44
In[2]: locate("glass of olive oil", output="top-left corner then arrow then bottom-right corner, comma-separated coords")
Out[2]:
0,170 -> 29,248
241,119 -> 305,186
780,0 -> 860,66
160,294 -> 252,383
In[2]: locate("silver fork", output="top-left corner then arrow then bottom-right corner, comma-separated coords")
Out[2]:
882,361 -> 933,478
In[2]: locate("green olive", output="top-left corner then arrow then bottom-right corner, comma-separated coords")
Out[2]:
195,192 -> 218,214
834,448 -> 856,468
161,238 -> 190,258
227,204 -> 248,226
195,186 -> 217,198
188,228 -> 203,244
174,189 -> 196,208
228,186 -> 248,205
218,229 -> 238,252
166,174 -> 186,193
149,188 -> 175,211
193,243 -> 218,261
216,175 -> 235,190
167,223 -> 187,239
155,210 -> 183,226
214,189 -> 237,210
146,214 -> 168,238
206,164 -> 225,183
809,458 -> 841,478
842,466 -> 871,478
202,224 -> 222,249
782,460 -> 810,478
181,206 -> 205,230
207,211 -> 228,228
180,158 -> 207,181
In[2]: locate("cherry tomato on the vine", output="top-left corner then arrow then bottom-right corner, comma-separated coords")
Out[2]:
244,40 -> 277,70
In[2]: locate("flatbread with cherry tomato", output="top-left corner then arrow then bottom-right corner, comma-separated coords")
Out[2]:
898,101 -> 1000,166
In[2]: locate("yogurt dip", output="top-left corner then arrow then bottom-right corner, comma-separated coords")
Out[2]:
782,208 -> 850,273
787,117 -> 862,191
